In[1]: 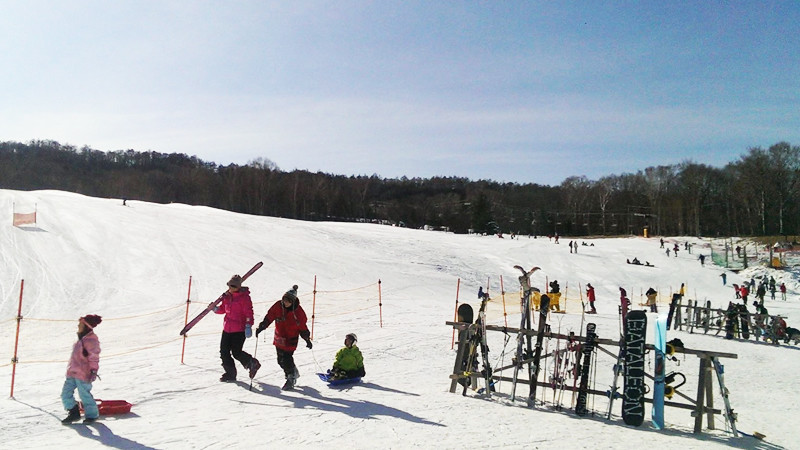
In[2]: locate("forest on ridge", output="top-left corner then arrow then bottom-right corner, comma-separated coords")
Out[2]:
1,140 -> 798,238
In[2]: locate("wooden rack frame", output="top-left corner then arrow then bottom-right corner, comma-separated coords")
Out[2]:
447,320 -> 738,435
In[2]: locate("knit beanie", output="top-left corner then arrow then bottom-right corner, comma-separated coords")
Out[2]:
81,314 -> 102,329
282,284 -> 299,302
228,275 -> 242,288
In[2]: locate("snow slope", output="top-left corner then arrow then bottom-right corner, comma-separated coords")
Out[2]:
1,189 -> 796,449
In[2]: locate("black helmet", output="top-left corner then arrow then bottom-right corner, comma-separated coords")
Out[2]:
345,333 -> 358,343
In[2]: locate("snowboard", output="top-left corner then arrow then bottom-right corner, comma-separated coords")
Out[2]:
457,303 -> 474,323
652,316 -> 667,430
575,322 -> 597,416
529,294 -> 550,405
666,294 -> 680,330
606,293 -> 630,418
622,310 -> 647,426
739,305 -> 751,339
317,373 -> 362,386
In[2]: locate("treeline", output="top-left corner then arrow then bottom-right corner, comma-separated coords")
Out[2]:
1,140 -> 798,237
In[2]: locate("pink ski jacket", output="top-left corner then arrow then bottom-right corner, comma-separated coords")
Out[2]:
215,288 -> 255,333
66,331 -> 100,383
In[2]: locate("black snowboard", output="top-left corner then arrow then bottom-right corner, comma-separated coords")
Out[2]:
739,304 -> 750,339
575,323 -> 597,416
456,303 -> 475,387
622,310 -> 647,426
666,294 -> 681,330
457,303 -> 474,323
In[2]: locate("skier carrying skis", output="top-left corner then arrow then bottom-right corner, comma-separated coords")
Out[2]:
61,314 -> 102,424
255,286 -> 312,390
215,274 -> 260,382
328,333 -> 366,380
586,283 -> 597,313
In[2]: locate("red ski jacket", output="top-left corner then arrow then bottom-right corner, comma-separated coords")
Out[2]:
259,300 -> 309,352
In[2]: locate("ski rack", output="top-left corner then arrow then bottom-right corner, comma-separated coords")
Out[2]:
672,299 -> 792,345
447,321 -> 739,435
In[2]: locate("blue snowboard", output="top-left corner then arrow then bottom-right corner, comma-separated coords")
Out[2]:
317,373 -> 362,386
652,316 -> 667,430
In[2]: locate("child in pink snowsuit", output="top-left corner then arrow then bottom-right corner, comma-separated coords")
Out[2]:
61,314 -> 102,424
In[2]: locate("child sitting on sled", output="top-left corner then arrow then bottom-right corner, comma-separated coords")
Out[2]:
328,333 -> 366,380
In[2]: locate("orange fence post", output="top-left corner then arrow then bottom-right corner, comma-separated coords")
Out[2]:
180,276 -> 192,364
378,279 -> 383,328
10,279 -> 24,398
500,275 -> 508,327
311,276 -> 318,340
451,278 -> 461,349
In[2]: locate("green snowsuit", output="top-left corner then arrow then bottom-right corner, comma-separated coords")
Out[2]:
332,345 -> 365,379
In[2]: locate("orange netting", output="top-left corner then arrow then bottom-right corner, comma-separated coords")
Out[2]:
13,212 -> 36,226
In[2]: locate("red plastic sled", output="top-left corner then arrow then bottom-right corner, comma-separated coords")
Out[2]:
80,399 -> 132,415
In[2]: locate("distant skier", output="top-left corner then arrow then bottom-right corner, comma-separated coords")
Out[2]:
645,287 -> 658,313
698,254 -> 706,266
61,315 -> 102,424
756,283 -> 766,303
780,282 -> 787,301
720,273 -> 727,286
586,283 -> 597,314
256,286 -> 312,390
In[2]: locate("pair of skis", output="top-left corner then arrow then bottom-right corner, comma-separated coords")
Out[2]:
179,262 -> 264,336
511,265 -> 541,405
460,290 -> 493,396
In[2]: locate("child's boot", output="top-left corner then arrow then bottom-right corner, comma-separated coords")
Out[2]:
61,405 -> 80,424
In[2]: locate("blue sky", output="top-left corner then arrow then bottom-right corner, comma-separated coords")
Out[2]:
2,1 -> 798,186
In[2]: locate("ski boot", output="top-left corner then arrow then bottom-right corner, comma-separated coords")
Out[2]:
248,358 -> 261,379
61,405 -> 80,424
83,417 -> 98,424
220,364 -> 236,382
282,372 -> 297,390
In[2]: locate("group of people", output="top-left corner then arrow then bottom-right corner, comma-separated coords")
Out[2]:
214,275 -> 365,389
60,274 -> 366,424
626,257 -> 654,267
732,276 -> 787,302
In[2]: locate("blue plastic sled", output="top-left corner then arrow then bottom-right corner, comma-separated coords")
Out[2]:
317,373 -> 362,386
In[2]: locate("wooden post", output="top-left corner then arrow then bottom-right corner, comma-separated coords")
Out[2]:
451,278 -> 461,349
449,324 -> 472,393
705,360 -> 715,429
693,357 -> 707,433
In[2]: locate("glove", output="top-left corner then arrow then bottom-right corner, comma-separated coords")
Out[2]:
255,323 -> 265,337
213,306 -> 220,313
89,370 -> 98,382
245,324 -> 252,339
305,338 -> 313,349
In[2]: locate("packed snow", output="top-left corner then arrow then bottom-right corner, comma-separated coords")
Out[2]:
1,189 -> 796,449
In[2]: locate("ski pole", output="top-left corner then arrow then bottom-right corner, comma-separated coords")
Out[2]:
249,338 -> 259,391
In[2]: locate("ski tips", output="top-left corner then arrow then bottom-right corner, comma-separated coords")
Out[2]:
513,265 -> 540,276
